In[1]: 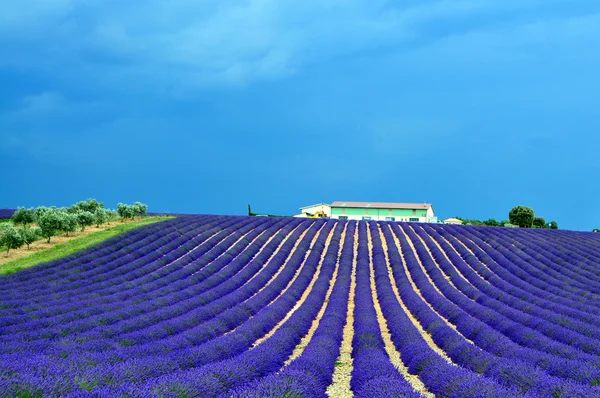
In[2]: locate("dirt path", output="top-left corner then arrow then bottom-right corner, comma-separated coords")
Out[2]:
408,225 -> 481,304
252,223 -> 335,347
417,225 -> 493,287
242,222 -> 318,303
284,223 -> 348,365
187,227 -> 270,276
386,224 -> 470,356
438,226 -> 494,274
368,225 -> 434,397
326,225 -> 358,398
220,222 -> 318,339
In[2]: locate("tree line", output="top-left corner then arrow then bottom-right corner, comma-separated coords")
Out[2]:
0,199 -> 148,256
456,205 -> 558,229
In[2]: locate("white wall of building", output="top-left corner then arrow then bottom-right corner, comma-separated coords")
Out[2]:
330,214 -> 430,222
296,202 -> 436,223
297,204 -> 331,217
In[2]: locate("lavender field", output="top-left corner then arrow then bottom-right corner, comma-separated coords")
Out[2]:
0,209 -> 14,220
1,215 -> 600,397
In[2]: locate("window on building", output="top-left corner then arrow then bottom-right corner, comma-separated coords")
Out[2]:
385,217 -> 395,222
362,216 -> 372,221
339,216 -> 348,220
409,217 -> 419,222
412,209 -> 417,216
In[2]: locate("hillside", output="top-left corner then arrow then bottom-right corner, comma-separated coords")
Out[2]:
1,215 -> 599,397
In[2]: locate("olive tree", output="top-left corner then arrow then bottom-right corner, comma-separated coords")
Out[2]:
94,208 -> 108,227
117,203 -> 134,220
106,209 -> 118,224
76,211 -> 95,231
59,212 -> 78,236
19,227 -> 40,249
38,210 -> 62,243
70,198 -> 104,214
508,206 -> 535,228
132,202 -> 148,218
0,223 -> 25,256
11,207 -> 37,226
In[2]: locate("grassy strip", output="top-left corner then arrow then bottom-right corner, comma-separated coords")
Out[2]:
0,216 -> 174,275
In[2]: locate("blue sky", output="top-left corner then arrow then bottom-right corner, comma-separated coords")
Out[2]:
1,0 -> 599,230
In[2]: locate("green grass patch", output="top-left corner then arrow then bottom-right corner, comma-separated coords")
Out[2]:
0,216 -> 173,275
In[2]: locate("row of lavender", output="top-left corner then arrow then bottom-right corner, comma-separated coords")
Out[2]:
0,209 -> 14,220
0,215 -> 333,395
1,215 -> 600,396
381,222 -> 600,396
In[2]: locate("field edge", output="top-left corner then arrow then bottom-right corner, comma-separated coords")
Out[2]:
0,216 -> 175,275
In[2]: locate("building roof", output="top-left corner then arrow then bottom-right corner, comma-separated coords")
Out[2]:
331,201 -> 432,210
299,203 -> 330,210
443,217 -> 463,223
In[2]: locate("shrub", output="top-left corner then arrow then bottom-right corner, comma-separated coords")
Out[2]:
11,207 -> 37,225
19,227 -> 41,249
0,223 -> 25,255
76,211 -> 95,231
38,210 -> 62,243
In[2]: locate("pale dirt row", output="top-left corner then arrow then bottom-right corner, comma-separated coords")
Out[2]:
412,224 -> 500,307
408,225 -> 482,303
159,227 -> 226,272
192,221 -> 298,278
284,223 -> 348,365
252,222 -> 334,347
448,227 -> 579,298
326,225 -> 358,398
415,225 -> 493,288
410,224 -> 549,348
222,222 -> 318,339
368,225 -> 435,397
438,225 -> 494,274
388,224 -> 474,350
180,224 -> 262,274
240,222 -> 317,304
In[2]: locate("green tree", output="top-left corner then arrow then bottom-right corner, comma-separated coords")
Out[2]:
508,206 -> 535,228
117,203 -> 134,220
71,198 -> 104,214
548,221 -> 558,230
0,223 -> 25,256
86,198 -> 104,213
132,202 -> 148,218
76,211 -> 95,231
533,217 -> 546,228
19,227 -> 40,249
484,218 -> 501,227
38,210 -> 62,243
59,212 -> 78,236
106,209 -> 118,224
11,207 -> 37,225
94,208 -> 108,227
